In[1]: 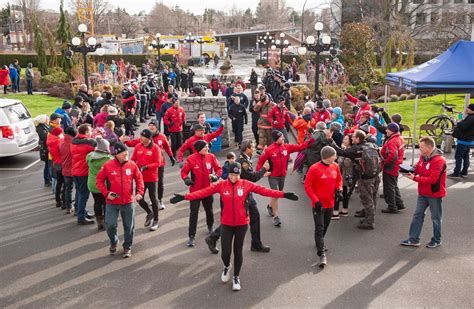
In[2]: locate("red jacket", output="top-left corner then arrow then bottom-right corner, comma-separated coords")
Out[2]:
71,134 -> 96,177
164,105 -> 186,132
381,132 -> 404,176
313,110 -> 331,123
209,79 -> 221,90
177,125 -> 224,162
96,158 -> 145,205
131,142 -> 161,182
413,151 -> 447,198
0,68 -> 9,85
346,122 -> 377,136
355,103 -> 371,123
304,161 -> 343,208
267,105 -> 292,129
235,80 -> 247,91
181,152 -> 222,192
185,179 -> 284,226
155,93 -> 168,112
47,133 -> 63,165
93,112 -> 108,128
344,93 -> 358,105
122,94 -> 136,109
59,134 -> 74,177
154,133 -> 173,167
256,141 -> 311,177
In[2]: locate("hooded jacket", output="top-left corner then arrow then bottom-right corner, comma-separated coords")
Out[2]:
71,134 -> 96,176
59,134 -> 74,176
46,132 -> 63,165
381,132 -> 404,176
86,151 -> 113,193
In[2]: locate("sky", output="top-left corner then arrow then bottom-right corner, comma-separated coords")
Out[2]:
30,0 -> 328,15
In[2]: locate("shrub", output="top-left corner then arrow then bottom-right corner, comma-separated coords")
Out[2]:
390,94 -> 399,102
399,93 -> 408,100
45,83 -> 74,99
377,96 -> 386,103
345,85 -> 356,96
407,93 -> 416,99
41,67 -> 68,84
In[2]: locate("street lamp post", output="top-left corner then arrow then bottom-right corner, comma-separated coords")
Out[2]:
271,33 -> 291,74
261,32 -> 273,65
149,33 -> 167,70
297,22 -> 333,99
196,37 -> 205,58
258,36 -> 264,61
68,23 -> 104,90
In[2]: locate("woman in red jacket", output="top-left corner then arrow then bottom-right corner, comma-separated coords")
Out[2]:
170,162 -> 298,291
47,127 -> 64,208
0,65 -> 9,94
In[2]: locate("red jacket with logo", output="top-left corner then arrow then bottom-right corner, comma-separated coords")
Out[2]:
124,133 -> 173,167
381,132 -> 405,176
96,158 -> 145,205
177,125 -> 224,162
304,161 -> 343,208
131,142 -> 161,182
313,110 -> 331,124
46,133 -> 63,165
71,134 -> 96,177
256,141 -> 311,177
185,179 -> 284,226
413,152 -> 447,198
267,105 -> 292,129
164,106 -> 186,132
59,134 -> 74,177
181,152 -> 222,192
355,103 -> 371,123
155,93 -> 168,112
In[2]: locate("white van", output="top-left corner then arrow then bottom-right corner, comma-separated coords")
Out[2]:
0,99 -> 39,157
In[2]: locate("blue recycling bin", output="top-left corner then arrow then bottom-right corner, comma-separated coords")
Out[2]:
207,117 -> 222,153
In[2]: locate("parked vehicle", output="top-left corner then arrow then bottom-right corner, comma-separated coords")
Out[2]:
0,99 -> 39,157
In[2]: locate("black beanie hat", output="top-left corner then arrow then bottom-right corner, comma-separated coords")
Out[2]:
272,130 -> 283,142
64,126 -> 77,137
140,129 -> 153,139
113,142 -> 128,155
228,162 -> 242,175
194,140 -> 208,152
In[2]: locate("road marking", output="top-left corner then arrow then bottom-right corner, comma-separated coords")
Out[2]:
0,159 -> 40,171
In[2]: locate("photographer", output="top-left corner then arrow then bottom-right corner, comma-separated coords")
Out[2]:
450,103 -> 474,178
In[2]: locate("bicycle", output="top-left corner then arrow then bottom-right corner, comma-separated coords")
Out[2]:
424,103 -> 462,138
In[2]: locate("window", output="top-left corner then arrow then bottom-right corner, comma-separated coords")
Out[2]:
453,0 -> 463,4
416,12 -> 426,24
2,103 -> 31,124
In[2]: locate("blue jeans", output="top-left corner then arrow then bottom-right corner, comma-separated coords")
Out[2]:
408,196 -> 443,243
27,79 -> 33,94
10,76 -> 17,92
63,176 -> 74,210
453,143 -> 470,175
73,176 -> 90,221
16,76 -> 20,92
43,160 -> 52,185
105,203 -> 136,250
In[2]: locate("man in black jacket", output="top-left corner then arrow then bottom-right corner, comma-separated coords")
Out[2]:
205,140 -> 271,254
249,68 -> 258,98
450,103 -> 474,178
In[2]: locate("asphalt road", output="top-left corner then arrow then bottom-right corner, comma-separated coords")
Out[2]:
0,122 -> 473,308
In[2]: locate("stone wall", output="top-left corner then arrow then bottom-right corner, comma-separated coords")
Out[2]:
179,96 -> 230,148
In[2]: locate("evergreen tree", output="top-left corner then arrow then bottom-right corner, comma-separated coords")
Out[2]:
56,0 -> 73,73
33,18 -> 48,76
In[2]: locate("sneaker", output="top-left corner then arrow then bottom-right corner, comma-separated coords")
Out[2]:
447,173 -> 461,179
122,248 -> 132,258
221,264 -> 232,283
205,236 -> 219,254
66,208 -> 73,214
397,205 -> 406,210
381,208 -> 399,214
318,255 -> 327,268
400,239 -> 420,247
460,172 -> 468,178
273,216 -> 282,226
232,276 -> 241,291
266,205 -> 273,217
149,220 -> 159,231
426,240 -> 442,248
251,244 -> 271,253
109,240 -> 119,255
144,213 -> 153,227
187,237 -> 195,247
55,201 -> 62,208
158,201 -> 166,210
339,211 -> 349,217
331,213 -> 340,220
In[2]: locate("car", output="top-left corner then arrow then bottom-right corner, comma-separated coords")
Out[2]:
0,99 -> 39,158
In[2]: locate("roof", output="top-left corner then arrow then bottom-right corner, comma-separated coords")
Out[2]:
386,40 -> 474,95
0,99 -> 22,108
216,28 -> 295,38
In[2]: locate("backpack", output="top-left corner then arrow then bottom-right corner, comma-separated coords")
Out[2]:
360,142 -> 381,178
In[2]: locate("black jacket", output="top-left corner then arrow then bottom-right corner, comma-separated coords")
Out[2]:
229,103 -> 248,124
237,153 -> 266,182
77,90 -> 92,104
453,114 -> 474,141
249,72 -> 258,85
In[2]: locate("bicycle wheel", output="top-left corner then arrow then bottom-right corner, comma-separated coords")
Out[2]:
432,116 -> 454,136
425,116 -> 442,137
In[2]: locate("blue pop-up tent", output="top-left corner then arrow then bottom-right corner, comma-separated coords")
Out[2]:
384,40 -> 474,163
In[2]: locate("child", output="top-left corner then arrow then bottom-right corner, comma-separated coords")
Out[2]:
228,97 -> 247,147
221,152 -> 236,180
332,134 -> 354,219
304,146 -> 343,268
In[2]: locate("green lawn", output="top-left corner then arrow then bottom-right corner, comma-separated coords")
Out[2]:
0,93 -> 63,118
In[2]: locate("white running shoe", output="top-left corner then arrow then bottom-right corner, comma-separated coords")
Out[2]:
221,264 -> 232,283
232,276 -> 241,291
149,221 -> 159,231
159,201 -> 166,210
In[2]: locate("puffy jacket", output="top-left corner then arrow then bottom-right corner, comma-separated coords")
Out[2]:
46,132 -> 63,165
0,68 -> 9,85
313,110 -> 331,124
292,116 -> 315,144
185,179 -> 284,226
256,141 -> 311,177
304,161 -> 343,208
181,152 -> 222,192
267,105 -> 292,129
59,134 -> 74,176
96,158 -> 145,205
71,134 -> 96,176
413,150 -> 447,198
164,105 -> 186,132
86,151 -> 113,193
177,125 -> 224,162
381,132 -> 404,176
131,142 -> 161,182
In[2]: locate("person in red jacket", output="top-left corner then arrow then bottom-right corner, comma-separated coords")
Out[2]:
304,146 -> 343,268
267,96 -> 293,143
312,100 -> 332,124
163,98 -> 186,157
59,127 -> 77,213
96,142 -> 144,258
0,65 -> 9,94
170,162 -> 299,291
131,129 -> 161,231
256,130 -> 311,226
401,137 -> 446,248
155,90 -> 168,128
177,121 -> 224,164
47,127 -> 64,208
71,123 -> 97,225
380,123 -> 406,214
353,95 -> 372,124
181,140 -> 222,247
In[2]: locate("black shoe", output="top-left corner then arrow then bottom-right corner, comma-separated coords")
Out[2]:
251,244 -> 270,253
205,236 -> 219,254
397,205 -> 406,210
208,226 -> 213,234
44,183 -> 52,187
56,201 -> 62,208
447,173 -> 461,179
86,213 -> 95,219
381,208 -> 399,214
461,173 -> 468,178
78,218 -> 95,225
354,211 -> 365,218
